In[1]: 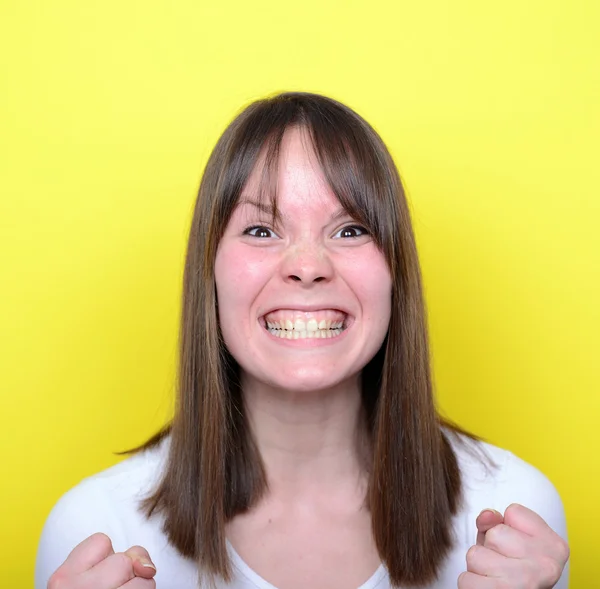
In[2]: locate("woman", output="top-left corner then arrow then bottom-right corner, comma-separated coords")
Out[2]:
36,92 -> 569,589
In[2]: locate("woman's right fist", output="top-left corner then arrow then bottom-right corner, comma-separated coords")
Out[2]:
47,533 -> 157,589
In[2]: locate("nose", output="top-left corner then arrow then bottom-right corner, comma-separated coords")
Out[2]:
280,243 -> 334,286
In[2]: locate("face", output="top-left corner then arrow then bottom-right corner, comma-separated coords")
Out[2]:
214,127 -> 392,394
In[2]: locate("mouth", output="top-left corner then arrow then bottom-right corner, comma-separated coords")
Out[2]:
260,308 -> 350,340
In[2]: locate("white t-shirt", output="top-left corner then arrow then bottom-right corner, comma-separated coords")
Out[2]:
35,435 -> 569,589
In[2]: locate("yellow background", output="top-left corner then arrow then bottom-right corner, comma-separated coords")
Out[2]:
1,0 -> 598,586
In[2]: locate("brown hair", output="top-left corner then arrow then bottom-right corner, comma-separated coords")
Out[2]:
139,92 -> 476,587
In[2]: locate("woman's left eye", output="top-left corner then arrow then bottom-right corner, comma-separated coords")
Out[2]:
333,225 -> 368,239
244,226 -> 277,238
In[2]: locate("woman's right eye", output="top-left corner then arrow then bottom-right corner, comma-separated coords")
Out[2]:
243,226 -> 276,238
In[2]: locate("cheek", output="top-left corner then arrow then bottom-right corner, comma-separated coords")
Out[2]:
216,246 -> 249,291
343,253 -> 392,326
215,244 -> 279,369
214,244 -> 274,318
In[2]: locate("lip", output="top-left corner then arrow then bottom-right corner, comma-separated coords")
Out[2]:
259,304 -> 352,318
258,305 -> 353,329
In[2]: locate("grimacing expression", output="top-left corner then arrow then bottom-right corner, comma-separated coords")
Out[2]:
214,128 -> 392,393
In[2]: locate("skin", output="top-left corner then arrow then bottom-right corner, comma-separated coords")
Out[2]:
460,505 -> 570,588
47,533 -> 156,589
49,127 -> 569,588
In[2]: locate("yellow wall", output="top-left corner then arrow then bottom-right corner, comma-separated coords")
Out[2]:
1,0 -> 598,586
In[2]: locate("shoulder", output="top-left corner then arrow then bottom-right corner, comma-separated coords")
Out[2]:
445,431 -> 568,541
434,431 -> 569,589
35,438 -> 169,588
43,437 -> 168,524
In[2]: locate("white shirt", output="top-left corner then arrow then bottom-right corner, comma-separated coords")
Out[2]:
35,435 -> 569,588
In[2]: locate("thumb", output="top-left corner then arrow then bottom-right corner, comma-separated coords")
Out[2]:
476,508 -> 504,546
123,545 -> 157,579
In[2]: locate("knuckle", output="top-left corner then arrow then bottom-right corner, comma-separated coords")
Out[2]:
540,555 -> 564,584
47,569 -> 68,589
503,503 -> 521,524
486,524 -> 498,541
107,551 -> 135,581
90,532 -> 113,552
127,544 -> 149,558
484,523 -> 501,547
114,551 -> 135,571
465,545 -> 478,568
557,538 -> 570,563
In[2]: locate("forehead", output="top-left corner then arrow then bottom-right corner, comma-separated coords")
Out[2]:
241,127 -> 342,214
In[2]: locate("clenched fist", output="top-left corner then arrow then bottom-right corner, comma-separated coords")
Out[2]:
459,503 -> 569,588
48,533 -> 157,589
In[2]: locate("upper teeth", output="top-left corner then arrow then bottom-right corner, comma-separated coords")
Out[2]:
266,319 -> 344,331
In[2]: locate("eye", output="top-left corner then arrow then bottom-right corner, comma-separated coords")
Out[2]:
244,225 -> 277,238
333,225 -> 369,239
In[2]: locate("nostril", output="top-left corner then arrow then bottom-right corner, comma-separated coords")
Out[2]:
288,274 -> 326,283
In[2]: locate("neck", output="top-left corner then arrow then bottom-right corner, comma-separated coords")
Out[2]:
241,374 -> 368,494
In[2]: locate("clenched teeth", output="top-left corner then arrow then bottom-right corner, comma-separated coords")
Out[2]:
264,310 -> 347,339
268,327 -> 343,339
266,318 -> 344,331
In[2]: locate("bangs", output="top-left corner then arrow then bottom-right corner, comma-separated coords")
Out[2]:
211,93 -> 403,272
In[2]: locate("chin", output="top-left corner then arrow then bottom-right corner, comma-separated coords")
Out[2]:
264,368 -> 354,395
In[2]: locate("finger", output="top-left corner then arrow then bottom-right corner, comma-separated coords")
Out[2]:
466,544 -> 517,578
120,578 -> 156,589
475,509 -> 503,546
123,546 -> 157,579
81,551 -> 137,588
60,533 -> 115,575
484,522 -> 532,558
457,571 -> 497,588
504,503 -> 554,539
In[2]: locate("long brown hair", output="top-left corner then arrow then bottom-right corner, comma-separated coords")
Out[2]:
139,92 -> 475,587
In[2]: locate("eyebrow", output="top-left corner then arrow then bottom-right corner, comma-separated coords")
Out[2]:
237,198 -> 352,222
238,199 -> 275,216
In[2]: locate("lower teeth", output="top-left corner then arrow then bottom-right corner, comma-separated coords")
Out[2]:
268,328 -> 343,339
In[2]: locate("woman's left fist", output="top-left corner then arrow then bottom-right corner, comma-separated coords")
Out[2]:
458,503 -> 569,588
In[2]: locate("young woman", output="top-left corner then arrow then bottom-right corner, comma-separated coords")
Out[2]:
35,92 -> 570,589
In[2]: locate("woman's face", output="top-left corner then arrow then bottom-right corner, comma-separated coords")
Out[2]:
215,128 -> 392,394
